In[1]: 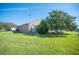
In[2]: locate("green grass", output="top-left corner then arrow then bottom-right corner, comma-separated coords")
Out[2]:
0,31 -> 79,55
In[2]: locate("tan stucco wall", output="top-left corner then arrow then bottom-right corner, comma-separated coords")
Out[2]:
18,24 -> 29,32
28,20 -> 41,31
18,20 -> 41,32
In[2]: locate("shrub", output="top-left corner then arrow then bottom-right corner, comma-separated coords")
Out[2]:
36,20 -> 49,34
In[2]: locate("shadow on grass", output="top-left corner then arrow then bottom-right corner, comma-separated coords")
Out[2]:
63,33 -> 70,35
76,33 -> 79,36
13,31 -> 67,38
37,34 -> 67,38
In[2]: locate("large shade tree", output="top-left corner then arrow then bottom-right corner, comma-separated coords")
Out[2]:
46,10 -> 77,35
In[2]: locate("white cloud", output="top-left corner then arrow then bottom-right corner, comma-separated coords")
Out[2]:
0,6 -> 48,11
0,8 -> 29,11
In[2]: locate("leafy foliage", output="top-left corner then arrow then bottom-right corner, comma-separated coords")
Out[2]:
46,10 -> 77,35
36,20 -> 49,34
46,10 -> 77,31
0,22 -> 16,31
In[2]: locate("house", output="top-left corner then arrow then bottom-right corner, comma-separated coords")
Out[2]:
11,27 -> 17,31
17,20 -> 41,33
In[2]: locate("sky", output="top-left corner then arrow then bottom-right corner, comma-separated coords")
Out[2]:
0,3 -> 79,27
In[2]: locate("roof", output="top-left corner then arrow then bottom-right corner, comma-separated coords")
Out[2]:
29,20 -> 41,26
18,23 -> 29,27
18,19 -> 41,27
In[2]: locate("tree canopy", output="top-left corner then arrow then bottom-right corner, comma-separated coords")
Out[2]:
0,22 -> 16,31
46,10 -> 77,31
37,10 -> 77,35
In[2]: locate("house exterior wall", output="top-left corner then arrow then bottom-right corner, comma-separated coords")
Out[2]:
18,24 -> 29,32
18,20 -> 41,33
28,20 -> 41,31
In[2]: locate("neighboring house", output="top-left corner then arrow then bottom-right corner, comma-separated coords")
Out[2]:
17,20 -> 41,33
11,27 -> 17,31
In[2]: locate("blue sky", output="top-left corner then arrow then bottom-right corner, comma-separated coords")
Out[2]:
0,3 -> 79,27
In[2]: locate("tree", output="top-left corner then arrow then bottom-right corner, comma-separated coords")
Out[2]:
5,22 -> 17,30
46,10 -> 77,35
36,20 -> 49,34
0,22 -> 16,31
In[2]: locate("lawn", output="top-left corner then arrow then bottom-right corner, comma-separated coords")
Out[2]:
0,31 -> 79,55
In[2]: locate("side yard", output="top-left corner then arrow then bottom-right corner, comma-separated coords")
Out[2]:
0,31 -> 79,55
